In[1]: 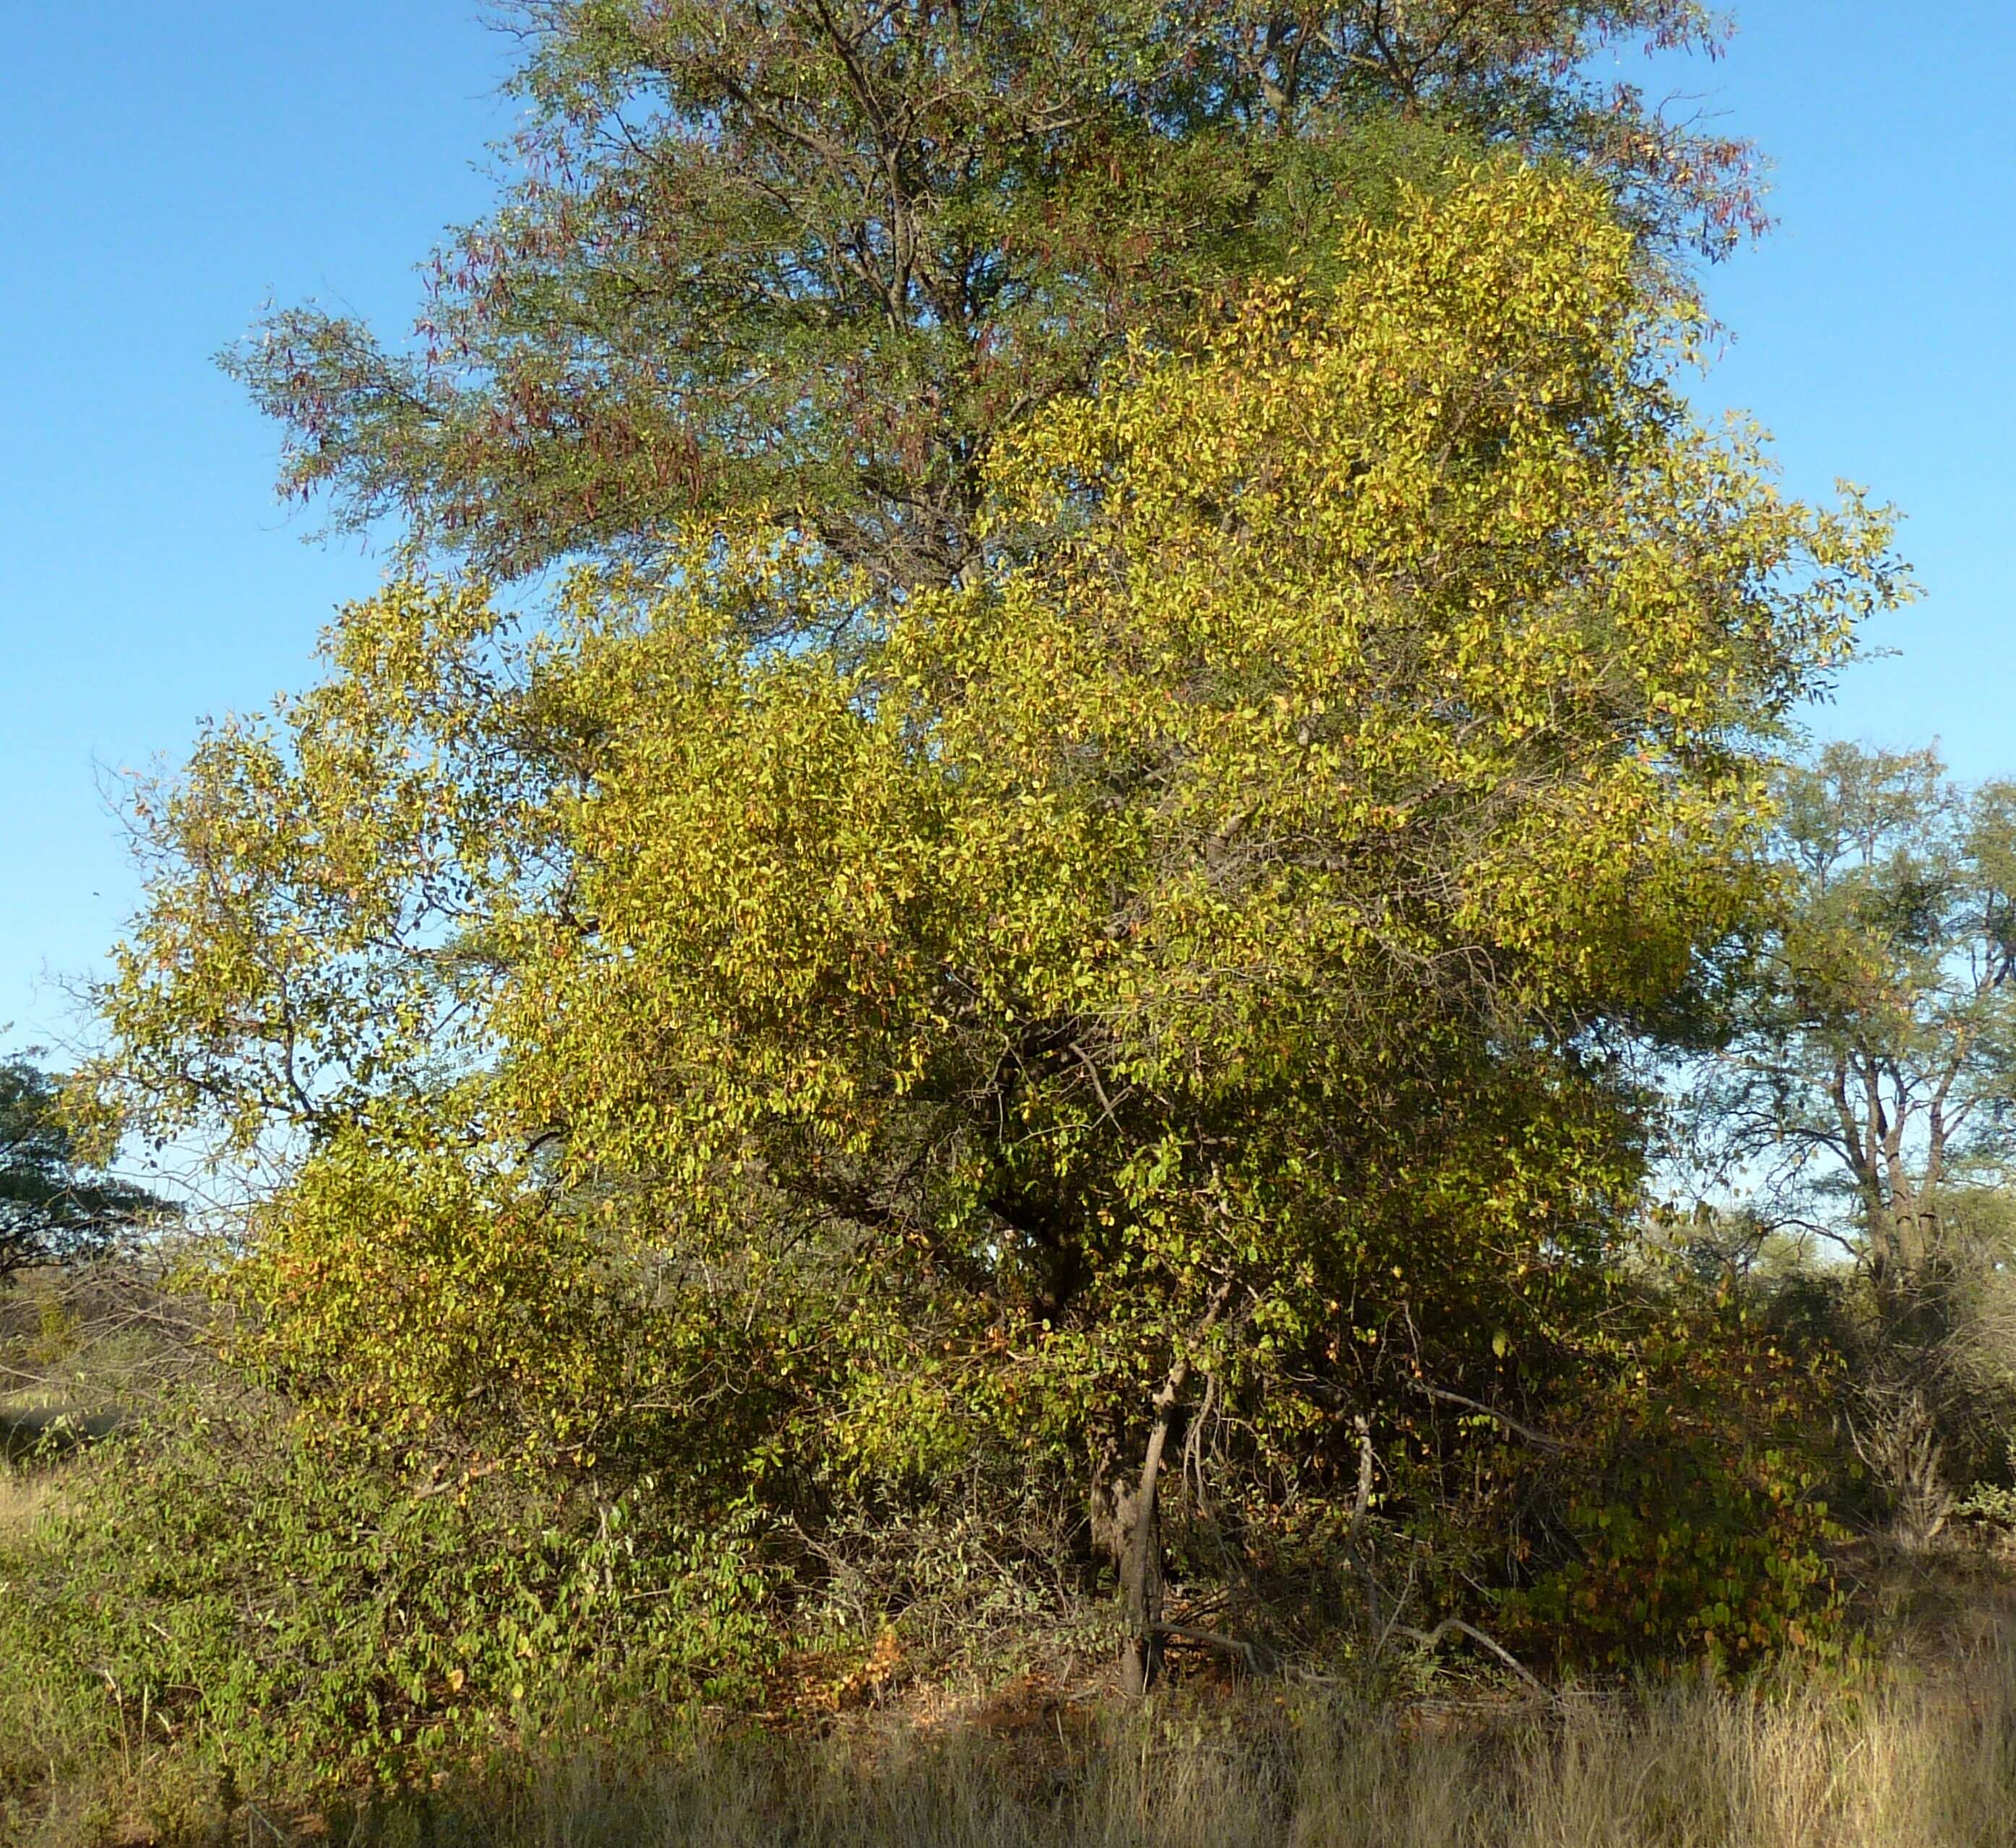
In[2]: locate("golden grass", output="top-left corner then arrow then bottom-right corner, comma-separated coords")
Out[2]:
65,1641 -> 1990,1848
0,1460 -> 64,1539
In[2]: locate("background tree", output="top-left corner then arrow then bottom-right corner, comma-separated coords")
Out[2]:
1691,744 -> 2016,1538
230,0 -> 1761,597
1697,744 -> 2016,1288
1,1051 -> 176,1278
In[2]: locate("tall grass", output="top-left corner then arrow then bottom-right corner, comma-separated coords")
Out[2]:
17,1648 -> 2011,1848
436,1663 -> 2016,1848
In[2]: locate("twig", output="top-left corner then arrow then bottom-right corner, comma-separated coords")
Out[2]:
1067,1040 -> 1123,1125
409,1458 -> 506,1502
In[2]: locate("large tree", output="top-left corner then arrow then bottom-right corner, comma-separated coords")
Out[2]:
96,165 -> 1899,1687
230,0 -> 1762,596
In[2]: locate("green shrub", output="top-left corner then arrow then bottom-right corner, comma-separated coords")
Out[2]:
0,1401 -> 780,1806
1498,1289 -> 1857,1677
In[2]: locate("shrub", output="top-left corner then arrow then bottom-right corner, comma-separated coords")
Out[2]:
1498,1287 -> 1857,1677
0,1397 -> 779,1806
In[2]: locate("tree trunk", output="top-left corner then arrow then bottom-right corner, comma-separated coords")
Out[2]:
1872,1174 -> 1941,1327
1112,1280 -> 1234,1697
1118,1363 -> 1187,1697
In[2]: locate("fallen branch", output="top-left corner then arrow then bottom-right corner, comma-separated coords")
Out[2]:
1389,1618 -> 1558,1706
1153,1624 -> 1281,1677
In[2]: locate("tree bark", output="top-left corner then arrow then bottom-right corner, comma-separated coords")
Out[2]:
1118,1359 -> 1187,1697
1114,1279 -> 1234,1697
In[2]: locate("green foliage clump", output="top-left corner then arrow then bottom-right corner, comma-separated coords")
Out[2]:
1500,1286 -> 1855,1677
0,1402 -> 777,1805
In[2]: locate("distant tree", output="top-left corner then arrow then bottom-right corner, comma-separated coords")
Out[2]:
1696,745 -> 2016,1294
0,1052 -> 177,1277
1685,746 -> 2016,1539
228,0 -> 1764,597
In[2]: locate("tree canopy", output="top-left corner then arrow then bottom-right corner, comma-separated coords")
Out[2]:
228,0 -> 1764,595
1,1052 -> 176,1277
1696,744 -> 2016,1285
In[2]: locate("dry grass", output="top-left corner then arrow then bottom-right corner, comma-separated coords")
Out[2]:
0,1462 -> 63,1539
40,1642 -> 2000,1848
503,1669 -> 2016,1848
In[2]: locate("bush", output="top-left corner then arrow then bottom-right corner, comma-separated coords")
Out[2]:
0,1395 -> 779,1812
1498,1286 -> 1856,1677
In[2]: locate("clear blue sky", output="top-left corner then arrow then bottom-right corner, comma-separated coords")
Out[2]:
2,3 -> 2011,1050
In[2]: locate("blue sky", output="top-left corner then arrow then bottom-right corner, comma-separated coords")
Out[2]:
1,2 -> 2011,1050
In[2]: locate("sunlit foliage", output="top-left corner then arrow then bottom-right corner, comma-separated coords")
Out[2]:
87,170 -> 1901,1679
228,1 -> 1765,592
